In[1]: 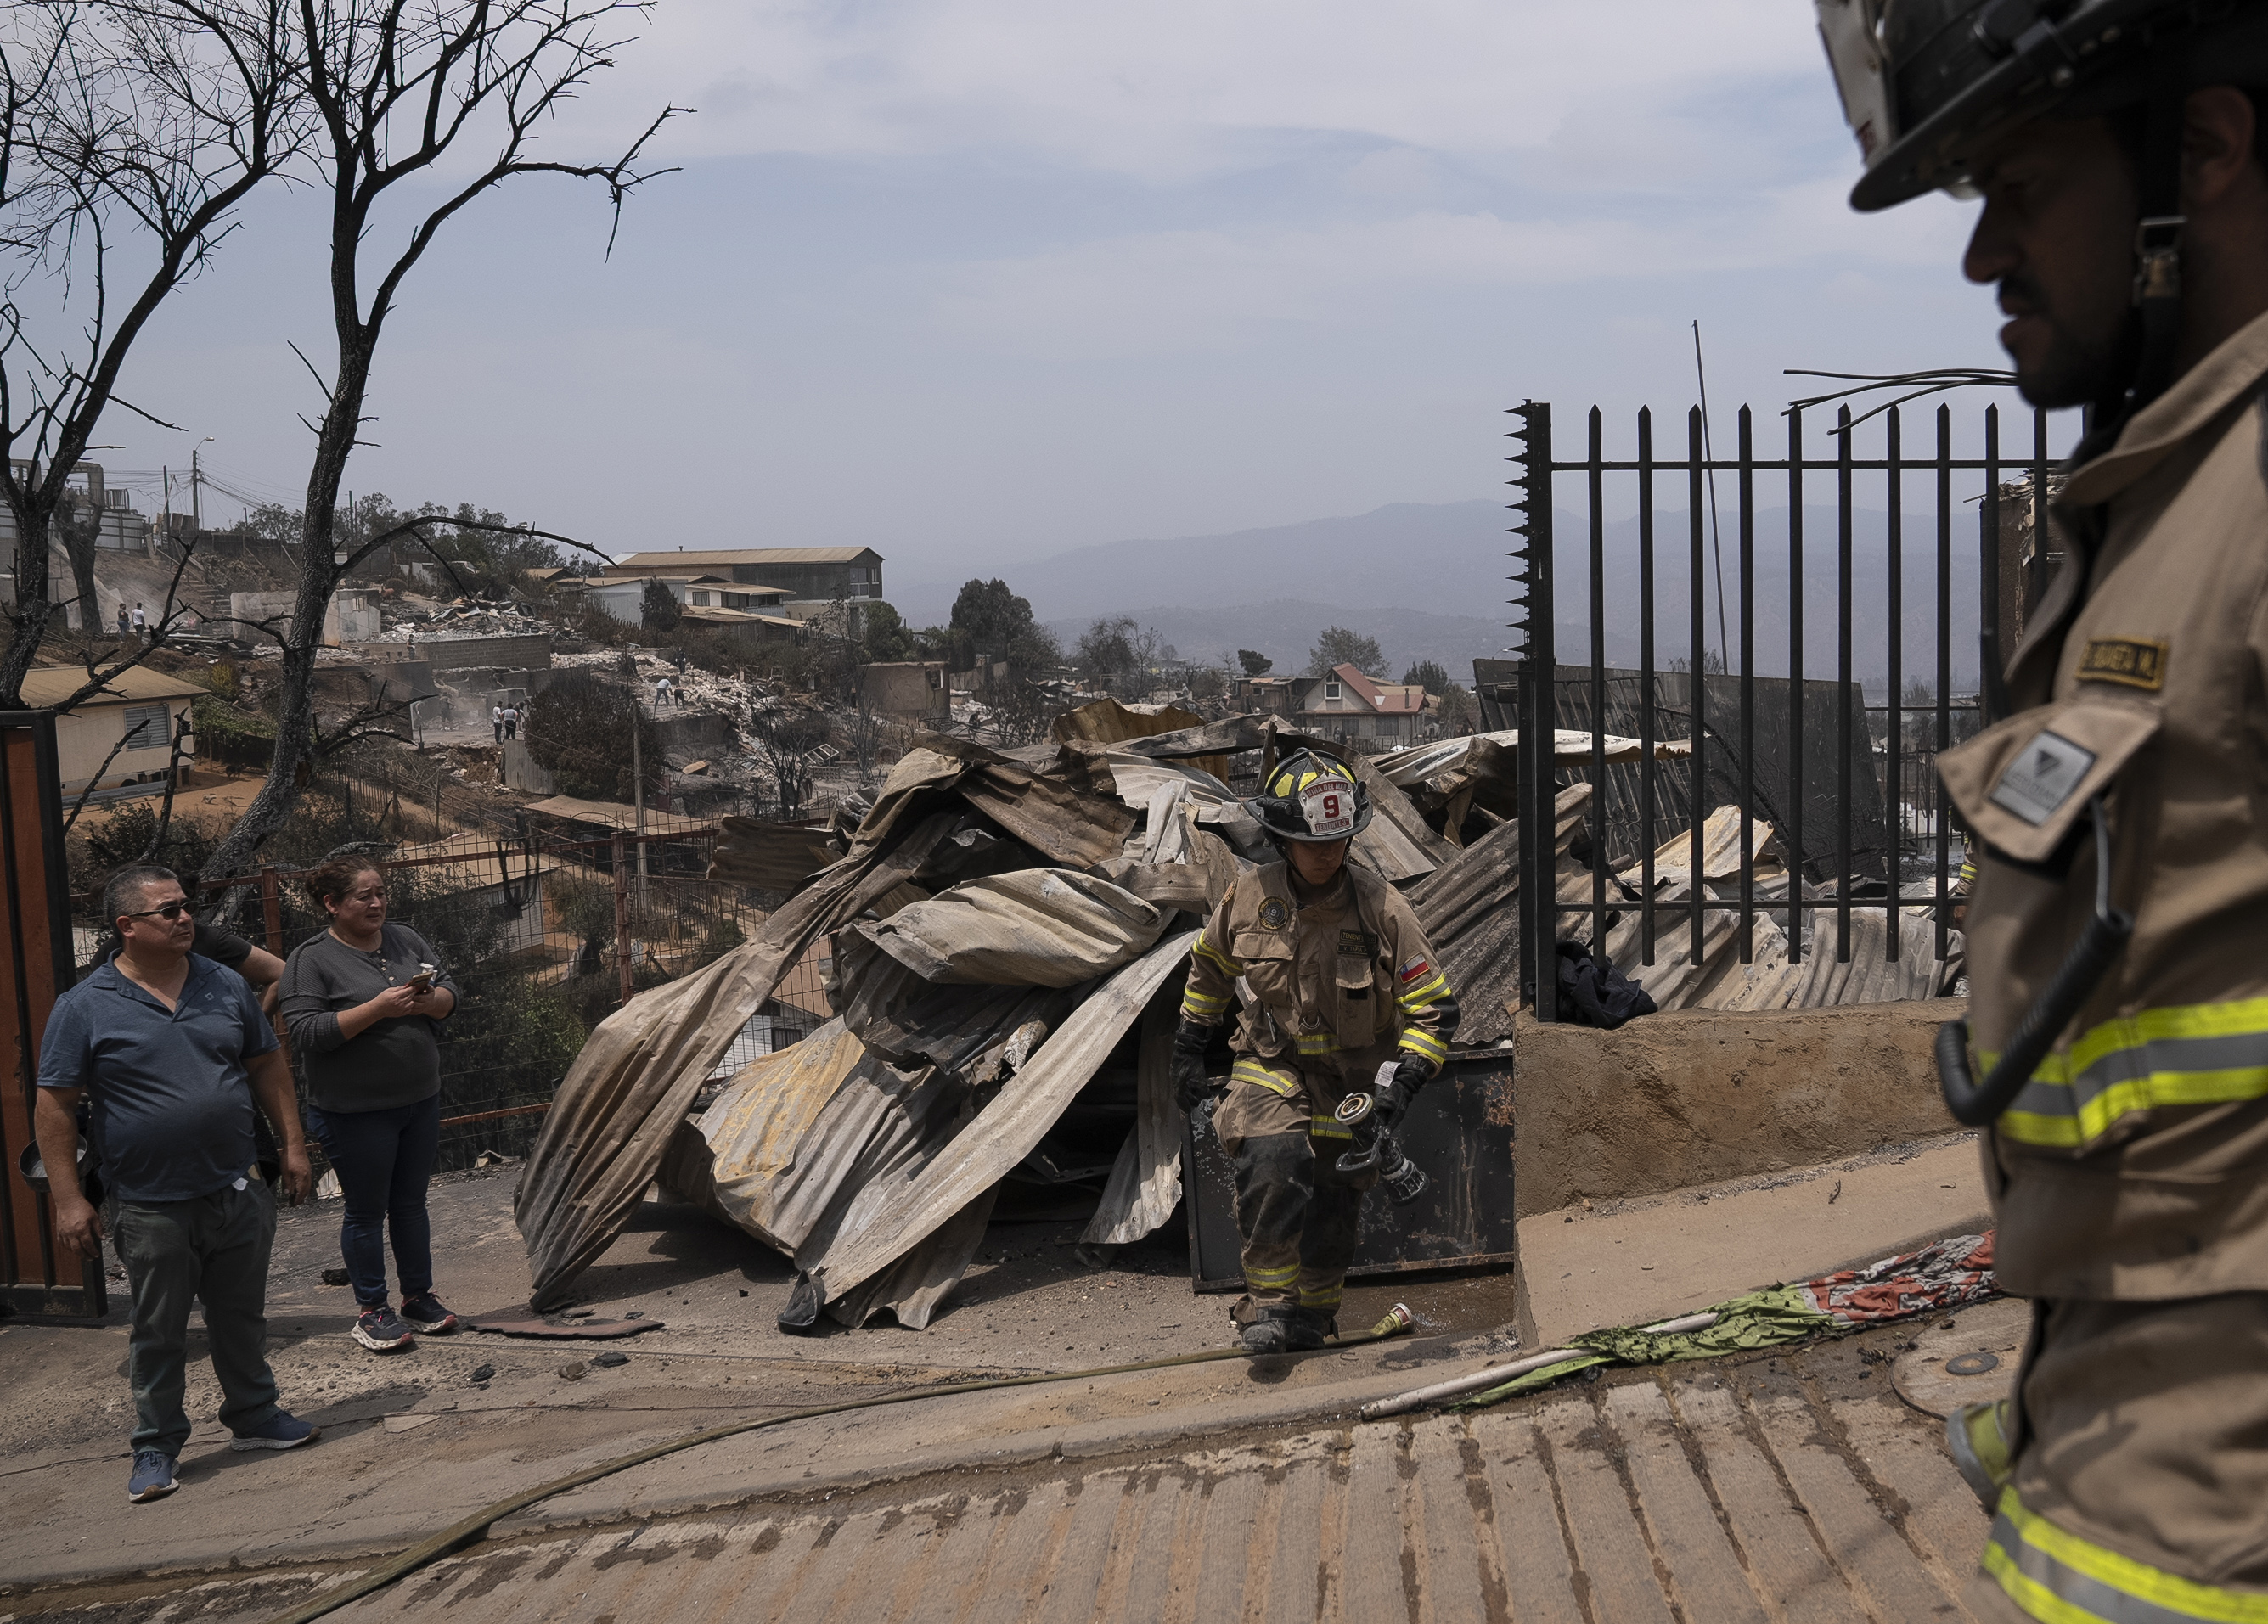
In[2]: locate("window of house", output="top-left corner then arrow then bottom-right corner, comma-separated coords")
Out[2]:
689,591 -> 712,605
1325,681 -> 1342,701
121,703 -> 169,750
724,592 -> 748,609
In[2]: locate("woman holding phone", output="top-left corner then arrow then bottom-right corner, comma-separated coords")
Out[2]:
282,856 -> 460,1352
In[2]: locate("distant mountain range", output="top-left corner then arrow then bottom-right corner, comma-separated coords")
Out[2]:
889,497 -> 1983,693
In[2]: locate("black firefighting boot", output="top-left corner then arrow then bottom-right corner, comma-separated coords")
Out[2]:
1240,1303 -> 1329,1355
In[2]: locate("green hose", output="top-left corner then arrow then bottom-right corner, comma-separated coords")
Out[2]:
267,1306 -> 1417,1624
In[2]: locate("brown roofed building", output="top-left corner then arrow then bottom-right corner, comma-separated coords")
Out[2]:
603,547 -> 883,602
1293,663 -> 1431,746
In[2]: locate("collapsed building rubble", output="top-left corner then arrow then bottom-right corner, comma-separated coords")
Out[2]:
513,706 -> 1967,1328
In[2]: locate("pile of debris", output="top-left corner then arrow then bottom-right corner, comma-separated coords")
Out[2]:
512,706 -> 1958,1329
374,596 -> 554,640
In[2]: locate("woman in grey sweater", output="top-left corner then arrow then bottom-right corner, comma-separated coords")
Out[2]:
282,857 -> 460,1352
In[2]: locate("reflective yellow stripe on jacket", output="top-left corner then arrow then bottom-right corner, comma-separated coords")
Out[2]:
1984,1485 -> 2268,1623
1989,994 -> 2268,1149
1179,926 -> 1243,1023
1231,1059 -> 1299,1096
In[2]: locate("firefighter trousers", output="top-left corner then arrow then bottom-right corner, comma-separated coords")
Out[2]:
1962,1291 -> 2268,1624
1213,1058 -> 1381,1324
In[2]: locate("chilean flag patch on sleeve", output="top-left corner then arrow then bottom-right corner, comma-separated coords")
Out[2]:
1399,956 -> 1429,982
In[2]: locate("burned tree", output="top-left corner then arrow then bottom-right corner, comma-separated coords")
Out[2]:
0,2 -> 301,706
200,0 -> 678,881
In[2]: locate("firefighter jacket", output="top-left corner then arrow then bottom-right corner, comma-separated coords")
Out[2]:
1937,306 -> 2268,1302
1179,860 -> 1457,1094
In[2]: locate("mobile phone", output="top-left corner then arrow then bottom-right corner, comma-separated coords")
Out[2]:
405,964 -> 436,993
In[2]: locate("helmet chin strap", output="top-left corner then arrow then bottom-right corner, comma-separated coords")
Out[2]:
2097,50 -> 2192,441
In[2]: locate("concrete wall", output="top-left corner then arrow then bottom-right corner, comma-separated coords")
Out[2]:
226,592 -> 342,645
502,740 -> 557,794
54,697 -> 193,790
348,632 -> 552,672
653,711 -> 735,755
858,661 -> 948,718
1511,999 -> 1963,1219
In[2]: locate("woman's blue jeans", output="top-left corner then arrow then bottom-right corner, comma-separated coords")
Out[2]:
306,1094 -> 440,1309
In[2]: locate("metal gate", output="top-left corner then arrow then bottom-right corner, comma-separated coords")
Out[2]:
1509,397 -> 2062,1021
0,711 -> 105,1321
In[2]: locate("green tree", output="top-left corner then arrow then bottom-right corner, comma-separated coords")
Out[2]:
523,670 -> 662,802
640,578 -> 679,635
862,601 -> 917,662
1237,649 -> 1273,677
950,578 -> 1061,672
1308,627 -> 1384,678
1401,660 -> 1450,694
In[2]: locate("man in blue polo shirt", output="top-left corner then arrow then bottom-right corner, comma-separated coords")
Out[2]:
36,863 -> 321,1503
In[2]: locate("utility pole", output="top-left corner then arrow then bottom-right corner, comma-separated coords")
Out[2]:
629,693 -> 649,908
190,440 -> 210,533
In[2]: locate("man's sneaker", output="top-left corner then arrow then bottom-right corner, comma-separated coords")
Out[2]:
230,1412 -> 321,1452
352,1306 -> 416,1351
127,1449 -> 178,1503
400,1292 -> 459,1335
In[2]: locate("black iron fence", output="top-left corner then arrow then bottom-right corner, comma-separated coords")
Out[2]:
1509,398 -> 2063,1020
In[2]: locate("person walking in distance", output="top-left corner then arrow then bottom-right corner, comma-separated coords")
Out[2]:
1818,3 -> 2268,1617
281,858 -> 460,1352
491,704 -> 504,745
36,864 -> 320,1503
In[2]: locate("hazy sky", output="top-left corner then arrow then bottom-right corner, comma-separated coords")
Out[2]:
89,2 -> 2046,573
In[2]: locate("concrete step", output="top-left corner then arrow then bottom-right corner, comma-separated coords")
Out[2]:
1512,1132 -> 1990,1349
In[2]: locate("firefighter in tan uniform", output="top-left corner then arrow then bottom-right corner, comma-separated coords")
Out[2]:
1172,751 -> 1457,1355
1817,2 -> 2268,1619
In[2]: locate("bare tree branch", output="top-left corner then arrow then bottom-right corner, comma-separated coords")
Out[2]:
200,0 -> 676,881
0,2 -> 306,703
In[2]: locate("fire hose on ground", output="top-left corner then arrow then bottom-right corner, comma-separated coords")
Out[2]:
263,1305 -> 1418,1624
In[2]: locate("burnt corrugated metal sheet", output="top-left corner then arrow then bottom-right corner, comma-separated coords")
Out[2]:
686,1020 -> 870,1250
1081,1001 -> 1181,1247
514,795 -> 961,1307
794,929 -> 1198,1315
1407,784 -> 1594,1045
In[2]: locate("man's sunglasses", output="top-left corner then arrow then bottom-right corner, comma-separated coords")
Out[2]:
123,899 -> 193,922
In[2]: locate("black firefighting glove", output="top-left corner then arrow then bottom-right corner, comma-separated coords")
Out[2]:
1372,1054 -> 1438,1129
1171,1020 -> 1218,1113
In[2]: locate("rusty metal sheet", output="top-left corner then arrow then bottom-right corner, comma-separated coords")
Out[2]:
792,929 -> 1198,1315
1050,696 -> 1228,780
514,809 -> 959,1307
959,761 -> 1136,869
706,818 -> 845,890
689,1020 -> 871,1250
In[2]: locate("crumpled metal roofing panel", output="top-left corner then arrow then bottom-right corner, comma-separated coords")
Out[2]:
796,929 -> 1198,1312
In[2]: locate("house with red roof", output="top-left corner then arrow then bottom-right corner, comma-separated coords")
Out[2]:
1292,663 -> 1432,746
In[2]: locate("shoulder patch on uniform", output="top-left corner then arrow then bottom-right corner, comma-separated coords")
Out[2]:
1399,955 -> 1430,982
1258,896 -> 1291,931
1989,730 -> 2097,826
2075,636 -> 2167,691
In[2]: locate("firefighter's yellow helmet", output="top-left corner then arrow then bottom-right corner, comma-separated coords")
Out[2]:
1250,750 -> 1370,843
